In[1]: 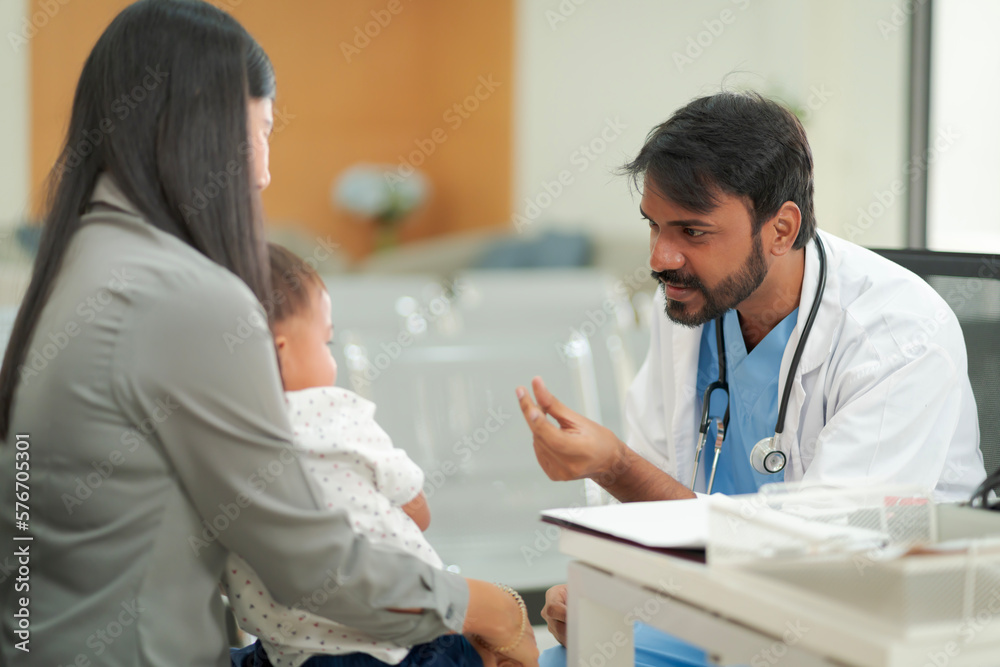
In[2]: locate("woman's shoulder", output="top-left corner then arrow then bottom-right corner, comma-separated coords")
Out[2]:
76,214 -> 262,334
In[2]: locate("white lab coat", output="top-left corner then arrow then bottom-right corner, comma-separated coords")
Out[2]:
625,230 -> 986,502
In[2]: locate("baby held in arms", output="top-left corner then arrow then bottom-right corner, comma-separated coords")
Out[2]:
225,244 -> 513,667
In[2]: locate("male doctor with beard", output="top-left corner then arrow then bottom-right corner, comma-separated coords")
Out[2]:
516,92 -> 986,667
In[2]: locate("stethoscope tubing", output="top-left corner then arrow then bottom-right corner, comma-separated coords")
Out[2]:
774,235 -> 827,437
694,234 -> 827,492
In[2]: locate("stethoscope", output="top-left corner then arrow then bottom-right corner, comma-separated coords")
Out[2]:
690,236 -> 827,493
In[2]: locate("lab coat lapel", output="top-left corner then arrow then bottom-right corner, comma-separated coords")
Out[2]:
795,230 -> 840,376
777,230 -> 841,466
669,323 -> 702,486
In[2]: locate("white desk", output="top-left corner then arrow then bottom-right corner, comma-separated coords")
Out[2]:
559,527 -> 1000,667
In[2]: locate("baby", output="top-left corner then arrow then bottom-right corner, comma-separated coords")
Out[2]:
225,244 -> 477,667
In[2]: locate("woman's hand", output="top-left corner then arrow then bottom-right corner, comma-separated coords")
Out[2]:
463,580 -> 539,667
468,633 -> 529,667
469,633 -> 499,667
495,623 -> 539,667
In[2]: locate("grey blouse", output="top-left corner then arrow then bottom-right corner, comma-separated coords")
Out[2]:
0,175 -> 467,666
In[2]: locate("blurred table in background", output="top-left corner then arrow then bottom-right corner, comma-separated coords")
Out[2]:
324,268 -> 652,593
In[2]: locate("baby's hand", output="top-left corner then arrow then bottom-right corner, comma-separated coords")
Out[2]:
401,492 -> 430,531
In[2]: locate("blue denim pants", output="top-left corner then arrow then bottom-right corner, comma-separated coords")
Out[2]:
231,635 -> 483,667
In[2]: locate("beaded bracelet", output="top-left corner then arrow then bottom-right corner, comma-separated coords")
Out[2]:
476,583 -> 528,654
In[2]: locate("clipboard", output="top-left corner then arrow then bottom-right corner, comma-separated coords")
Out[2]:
541,499 -> 709,563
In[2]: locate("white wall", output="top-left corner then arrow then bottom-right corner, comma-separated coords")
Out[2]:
0,0 -> 33,305
0,1 -> 916,254
513,0 -> 909,253
0,0 -> 29,227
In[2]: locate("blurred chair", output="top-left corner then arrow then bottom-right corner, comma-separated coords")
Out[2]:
356,227 -> 509,276
330,269 -> 639,590
473,230 -> 592,269
323,273 -> 446,336
872,248 -> 1000,478
450,269 -> 635,431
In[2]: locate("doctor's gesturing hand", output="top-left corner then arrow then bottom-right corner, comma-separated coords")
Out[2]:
516,377 -> 695,503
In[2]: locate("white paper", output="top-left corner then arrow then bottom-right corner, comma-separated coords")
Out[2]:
541,498 -> 709,549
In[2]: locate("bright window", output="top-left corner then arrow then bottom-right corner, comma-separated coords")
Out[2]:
927,0 -> 1000,252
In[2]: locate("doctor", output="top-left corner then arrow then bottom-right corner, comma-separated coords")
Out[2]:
516,91 -> 986,665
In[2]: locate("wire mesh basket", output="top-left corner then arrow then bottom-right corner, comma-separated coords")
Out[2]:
744,540 -> 1000,630
708,483 -> 937,566
708,484 -> 1000,631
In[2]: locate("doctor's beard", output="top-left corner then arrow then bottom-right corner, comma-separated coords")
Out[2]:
652,232 -> 768,327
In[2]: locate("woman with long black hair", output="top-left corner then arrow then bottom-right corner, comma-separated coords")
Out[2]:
0,2 -> 537,665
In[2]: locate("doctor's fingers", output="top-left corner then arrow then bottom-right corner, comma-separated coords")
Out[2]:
528,417 -> 602,480
516,387 -> 570,440
530,377 -> 580,428
518,387 -> 590,478
532,439 -> 581,481
516,385 -> 543,423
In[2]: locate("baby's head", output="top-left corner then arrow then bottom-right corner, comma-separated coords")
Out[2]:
267,243 -> 337,391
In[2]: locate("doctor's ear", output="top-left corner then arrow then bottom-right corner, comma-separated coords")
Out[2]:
765,201 -> 802,257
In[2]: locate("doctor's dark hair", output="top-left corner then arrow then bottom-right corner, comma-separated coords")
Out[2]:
266,243 -> 325,327
0,0 -> 276,439
622,91 -> 816,249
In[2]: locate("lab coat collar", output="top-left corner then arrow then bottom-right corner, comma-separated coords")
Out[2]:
792,229 -> 841,376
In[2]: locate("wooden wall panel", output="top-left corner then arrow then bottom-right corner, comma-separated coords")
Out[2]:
30,0 -> 513,259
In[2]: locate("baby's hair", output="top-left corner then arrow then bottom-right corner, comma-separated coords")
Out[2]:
267,243 -> 325,326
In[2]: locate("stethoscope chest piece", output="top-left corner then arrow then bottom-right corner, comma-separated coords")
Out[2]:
750,436 -> 786,474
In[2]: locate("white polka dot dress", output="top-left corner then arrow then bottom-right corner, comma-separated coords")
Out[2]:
224,386 -> 443,667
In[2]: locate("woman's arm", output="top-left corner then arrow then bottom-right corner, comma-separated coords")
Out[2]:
464,580 -> 539,665
116,275 -> 470,647
390,580 -> 539,665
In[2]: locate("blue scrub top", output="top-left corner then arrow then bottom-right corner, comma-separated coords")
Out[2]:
695,307 -> 798,495
633,308 -> 800,666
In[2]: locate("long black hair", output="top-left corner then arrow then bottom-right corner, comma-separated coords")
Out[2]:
0,0 -> 276,438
